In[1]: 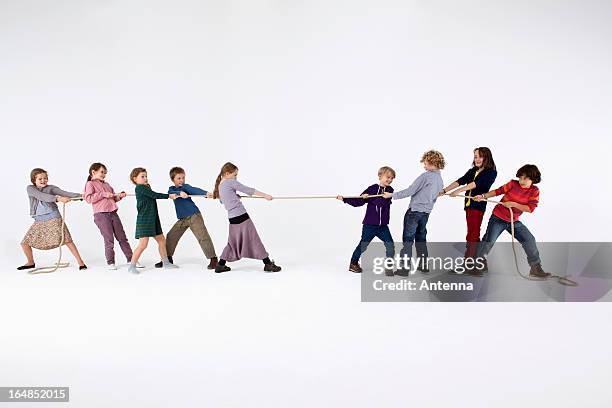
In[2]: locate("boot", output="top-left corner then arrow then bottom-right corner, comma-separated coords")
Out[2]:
529,263 -> 551,279
215,264 -> 231,273
349,262 -> 363,273
264,261 -> 282,272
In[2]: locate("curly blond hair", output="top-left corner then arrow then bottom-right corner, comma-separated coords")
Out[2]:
421,150 -> 445,169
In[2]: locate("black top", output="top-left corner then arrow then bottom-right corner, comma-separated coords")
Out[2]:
456,168 -> 497,212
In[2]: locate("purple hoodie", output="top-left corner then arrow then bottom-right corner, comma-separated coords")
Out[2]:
343,184 -> 393,226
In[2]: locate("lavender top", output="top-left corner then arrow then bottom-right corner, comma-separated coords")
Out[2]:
218,179 -> 256,218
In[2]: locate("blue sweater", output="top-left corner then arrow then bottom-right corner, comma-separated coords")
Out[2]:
168,183 -> 207,219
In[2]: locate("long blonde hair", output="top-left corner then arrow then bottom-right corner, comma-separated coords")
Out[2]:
213,162 -> 238,199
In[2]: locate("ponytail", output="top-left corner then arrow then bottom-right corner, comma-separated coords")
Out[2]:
213,162 -> 238,199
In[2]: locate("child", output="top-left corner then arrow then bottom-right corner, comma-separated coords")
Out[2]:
383,150 -> 445,276
154,167 -> 218,269
337,166 -> 396,275
128,167 -> 179,274
18,168 -> 87,270
83,162 -> 142,270
441,147 -> 497,260
470,164 -> 550,278
212,162 -> 281,273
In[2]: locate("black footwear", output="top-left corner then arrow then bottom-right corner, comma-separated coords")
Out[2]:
529,263 -> 551,279
394,268 -> 410,277
264,262 -> 282,272
384,268 -> 395,277
207,257 -> 218,270
79,264 -> 88,270
215,264 -> 231,273
17,264 -> 35,270
155,256 -> 173,268
417,266 -> 430,273
349,262 -> 363,273
465,268 -> 484,277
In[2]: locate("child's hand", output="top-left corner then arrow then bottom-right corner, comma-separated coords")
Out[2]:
382,192 -> 393,199
336,195 -> 344,201
179,191 -> 189,199
119,191 -> 127,199
105,192 -> 115,198
361,194 -> 369,199
438,190 -> 446,197
169,194 -> 178,200
474,194 -> 485,202
264,194 -> 273,201
57,196 -> 71,203
206,192 -> 213,199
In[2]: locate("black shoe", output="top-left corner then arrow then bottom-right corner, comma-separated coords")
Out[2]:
349,262 -> 363,273
529,263 -> 551,279
394,268 -> 410,277
17,264 -> 35,270
264,262 -> 282,272
215,264 -> 231,273
384,268 -> 395,277
155,256 -> 173,268
79,264 -> 88,270
417,266 -> 430,273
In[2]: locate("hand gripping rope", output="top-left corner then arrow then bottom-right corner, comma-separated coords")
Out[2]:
446,194 -> 578,287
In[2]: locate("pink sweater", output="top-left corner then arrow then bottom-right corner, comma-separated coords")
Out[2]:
83,180 -> 122,213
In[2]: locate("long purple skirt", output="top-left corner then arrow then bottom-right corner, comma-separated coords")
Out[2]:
220,218 -> 269,262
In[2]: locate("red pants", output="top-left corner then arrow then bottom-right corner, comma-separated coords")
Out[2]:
465,208 -> 485,258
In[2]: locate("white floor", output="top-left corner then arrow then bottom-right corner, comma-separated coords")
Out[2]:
1,250 -> 611,407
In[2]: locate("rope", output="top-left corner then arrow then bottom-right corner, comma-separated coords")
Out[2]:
446,193 -> 577,287
121,193 -> 384,199
27,199 -> 76,275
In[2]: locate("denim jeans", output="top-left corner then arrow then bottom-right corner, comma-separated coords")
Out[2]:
399,209 -> 430,261
476,214 -> 541,266
351,225 -> 395,263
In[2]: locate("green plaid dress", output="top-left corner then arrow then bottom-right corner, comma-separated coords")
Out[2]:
134,184 -> 169,238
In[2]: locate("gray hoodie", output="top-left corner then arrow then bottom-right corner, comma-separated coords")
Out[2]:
392,170 -> 444,213
27,185 -> 81,217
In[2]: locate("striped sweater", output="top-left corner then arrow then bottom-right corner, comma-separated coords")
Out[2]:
491,180 -> 539,222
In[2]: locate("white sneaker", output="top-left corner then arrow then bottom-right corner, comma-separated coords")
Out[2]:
136,262 -> 145,269
107,263 -> 117,270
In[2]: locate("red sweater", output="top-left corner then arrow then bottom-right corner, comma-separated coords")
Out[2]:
492,180 -> 539,222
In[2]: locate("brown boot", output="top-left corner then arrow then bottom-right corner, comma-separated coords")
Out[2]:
349,262 -> 363,273
529,263 -> 551,279
264,261 -> 282,272
207,257 -> 218,270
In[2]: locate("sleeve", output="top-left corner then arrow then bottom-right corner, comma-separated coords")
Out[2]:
182,184 -> 207,196
393,174 -> 427,200
456,168 -> 473,186
50,185 -> 82,199
231,180 -> 256,196
343,186 -> 370,207
83,182 -> 106,204
137,185 -> 169,200
493,181 -> 513,197
475,170 -> 497,191
26,185 -> 57,203
527,188 -> 540,212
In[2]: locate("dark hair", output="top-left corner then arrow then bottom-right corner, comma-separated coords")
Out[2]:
213,162 -> 239,199
516,164 -> 541,184
30,168 -> 47,184
169,167 -> 185,181
87,162 -> 107,182
130,167 -> 147,185
473,147 -> 496,171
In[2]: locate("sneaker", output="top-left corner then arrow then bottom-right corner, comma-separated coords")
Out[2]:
349,262 -> 363,273
394,268 -> 410,277
136,262 -> 145,269
107,263 -> 117,270
164,262 -> 179,269
155,256 -> 173,268
264,261 -> 282,273
207,257 -> 218,270
417,266 -> 430,273
79,264 -> 88,270
215,264 -> 231,273
17,264 -> 35,271
529,263 -> 551,279
128,264 -> 140,275
384,268 -> 395,277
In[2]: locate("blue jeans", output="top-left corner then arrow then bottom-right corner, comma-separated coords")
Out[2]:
476,214 -> 541,266
400,209 -> 430,261
351,225 -> 395,263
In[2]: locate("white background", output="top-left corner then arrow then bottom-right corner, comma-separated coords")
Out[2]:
1,1 -> 611,407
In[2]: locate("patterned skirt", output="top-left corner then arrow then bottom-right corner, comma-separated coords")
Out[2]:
21,217 -> 73,250
220,218 -> 269,262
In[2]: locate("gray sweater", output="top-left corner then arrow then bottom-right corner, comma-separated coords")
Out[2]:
392,170 -> 444,213
27,185 -> 81,216
218,179 -> 256,218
